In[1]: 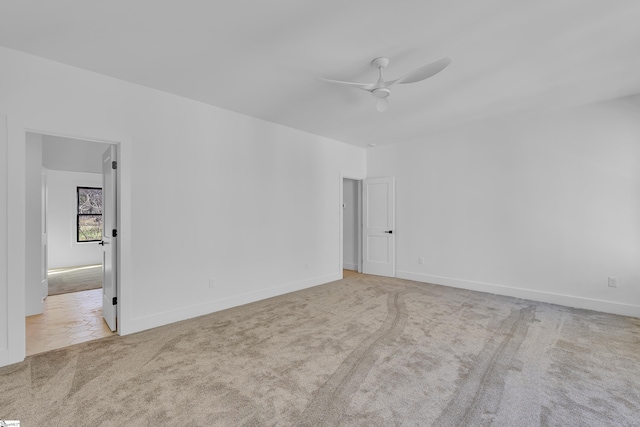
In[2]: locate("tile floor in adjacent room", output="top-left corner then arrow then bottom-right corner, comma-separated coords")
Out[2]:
26,289 -> 115,356
343,269 -> 359,278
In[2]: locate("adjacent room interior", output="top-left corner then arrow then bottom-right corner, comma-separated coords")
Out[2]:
24,133 -> 115,355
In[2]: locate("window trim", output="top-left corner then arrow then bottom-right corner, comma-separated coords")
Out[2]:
76,186 -> 103,243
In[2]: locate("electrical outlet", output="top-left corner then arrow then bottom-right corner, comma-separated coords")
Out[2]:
418,257 -> 424,265
608,277 -> 617,288
209,279 -> 215,289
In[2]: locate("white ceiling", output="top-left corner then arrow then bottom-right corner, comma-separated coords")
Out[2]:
1,0 -> 640,147
41,134 -> 109,174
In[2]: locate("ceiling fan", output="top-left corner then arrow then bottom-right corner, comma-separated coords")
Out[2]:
321,56 -> 451,112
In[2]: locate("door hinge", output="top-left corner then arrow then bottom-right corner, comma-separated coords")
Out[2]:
112,297 -> 117,305
112,160 -> 117,169
112,229 -> 118,237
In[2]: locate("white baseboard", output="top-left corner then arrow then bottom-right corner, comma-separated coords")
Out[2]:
125,272 -> 341,335
396,270 -> 640,318
343,262 -> 357,271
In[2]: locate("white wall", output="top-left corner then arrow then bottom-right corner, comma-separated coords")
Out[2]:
343,179 -> 359,270
368,96 -> 640,317
25,132 -> 43,316
46,169 -> 103,269
0,46 -> 366,366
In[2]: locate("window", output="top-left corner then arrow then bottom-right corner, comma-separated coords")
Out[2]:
77,186 -> 103,242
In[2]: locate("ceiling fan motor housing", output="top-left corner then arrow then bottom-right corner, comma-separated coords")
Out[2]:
371,57 -> 390,69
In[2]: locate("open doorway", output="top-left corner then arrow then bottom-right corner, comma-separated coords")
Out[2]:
342,178 -> 362,274
341,176 -> 397,278
25,132 -> 115,356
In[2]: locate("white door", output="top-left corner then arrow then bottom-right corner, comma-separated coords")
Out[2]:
362,177 -> 395,277
41,172 -> 48,299
101,145 -> 117,331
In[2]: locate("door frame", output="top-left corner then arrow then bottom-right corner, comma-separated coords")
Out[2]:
339,172 -> 365,276
41,171 -> 48,304
4,115 -> 131,366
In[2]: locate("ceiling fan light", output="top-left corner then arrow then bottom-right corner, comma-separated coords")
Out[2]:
376,97 -> 389,112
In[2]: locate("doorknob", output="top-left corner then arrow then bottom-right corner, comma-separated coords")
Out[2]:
98,241 -> 105,246
384,230 -> 393,234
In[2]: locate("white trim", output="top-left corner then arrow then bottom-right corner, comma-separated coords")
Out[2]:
396,270 -> 640,318
7,116 -> 27,365
127,272 -> 341,334
0,116 -> 8,367
116,137 -> 132,335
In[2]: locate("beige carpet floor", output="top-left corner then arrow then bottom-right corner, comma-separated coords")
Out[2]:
2,273 -> 639,426
48,265 -> 102,296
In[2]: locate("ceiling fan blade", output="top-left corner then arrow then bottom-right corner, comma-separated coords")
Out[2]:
318,77 -> 376,92
376,97 -> 389,112
396,57 -> 451,85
